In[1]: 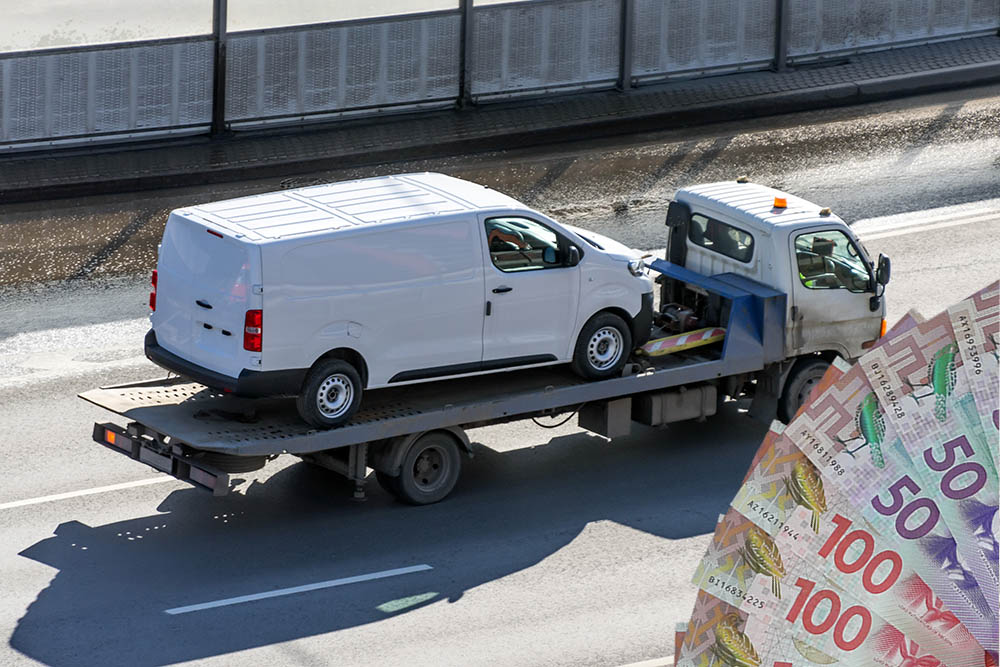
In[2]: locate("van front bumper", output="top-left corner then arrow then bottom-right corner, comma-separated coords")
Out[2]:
632,291 -> 654,347
144,330 -> 304,397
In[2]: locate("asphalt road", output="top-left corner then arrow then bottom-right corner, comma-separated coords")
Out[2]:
1,85 -> 999,666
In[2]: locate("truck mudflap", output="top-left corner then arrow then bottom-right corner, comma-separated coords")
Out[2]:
92,422 -> 231,496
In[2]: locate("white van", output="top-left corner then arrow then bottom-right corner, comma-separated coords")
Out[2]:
146,173 -> 654,427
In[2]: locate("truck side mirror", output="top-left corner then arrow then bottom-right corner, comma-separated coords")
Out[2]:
543,246 -> 558,264
665,200 -> 691,228
876,254 -> 891,286
566,246 -> 581,267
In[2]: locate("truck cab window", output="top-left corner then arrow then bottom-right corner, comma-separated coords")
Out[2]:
795,230 -> 871,292
485,217 -> 564,272
689,213 -> 754,262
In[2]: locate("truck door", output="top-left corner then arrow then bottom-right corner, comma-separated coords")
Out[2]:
787,227 -> 880,359
479,215 -> 580,365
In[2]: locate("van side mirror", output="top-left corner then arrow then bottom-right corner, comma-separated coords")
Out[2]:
543,246 -> 558,265
876,254 -> 891,286
665,200 -> 691,228
566,246 -> 581,267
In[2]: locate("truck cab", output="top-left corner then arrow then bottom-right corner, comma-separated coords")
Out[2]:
664,180 -> 890,418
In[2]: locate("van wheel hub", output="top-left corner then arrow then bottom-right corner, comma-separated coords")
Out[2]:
587,326 -> 623,371
316,374 -> 353,418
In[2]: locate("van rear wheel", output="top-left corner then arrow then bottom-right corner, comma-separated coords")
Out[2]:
296,359 -> 363,428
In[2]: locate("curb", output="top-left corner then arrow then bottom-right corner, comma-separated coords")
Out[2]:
1,61 -> 998,205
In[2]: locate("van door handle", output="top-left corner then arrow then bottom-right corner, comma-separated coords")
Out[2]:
196,300 -> 213,309
492,286 -> 513,294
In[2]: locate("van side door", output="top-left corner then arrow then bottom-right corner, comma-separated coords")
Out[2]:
479,214 -> 581,366
787,226 -> 881,359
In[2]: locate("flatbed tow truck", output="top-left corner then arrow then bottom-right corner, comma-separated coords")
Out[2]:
81,181 -> 890,505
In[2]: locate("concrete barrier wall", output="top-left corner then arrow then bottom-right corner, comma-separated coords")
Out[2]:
0,0 -> 996,150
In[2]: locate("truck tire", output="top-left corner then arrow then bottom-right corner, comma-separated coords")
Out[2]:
390,432 -> 462,505
571,312 -> 633,381
296,359 -> 363,428
778,358 -> 830,423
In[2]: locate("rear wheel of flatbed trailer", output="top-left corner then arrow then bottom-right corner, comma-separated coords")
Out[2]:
377,432 -> 462,505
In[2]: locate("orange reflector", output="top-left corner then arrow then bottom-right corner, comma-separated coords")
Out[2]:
105,429 -> 117,445
880,318 -> 887,338
773,197 -> 787,208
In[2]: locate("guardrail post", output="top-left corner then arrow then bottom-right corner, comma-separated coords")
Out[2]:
618,0 -> 635,91
458,0 -> 475,108
211,0 -> 229,136
773,0 -> 789,72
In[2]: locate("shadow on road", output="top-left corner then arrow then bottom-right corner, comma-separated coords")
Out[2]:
11,406 -> 764,665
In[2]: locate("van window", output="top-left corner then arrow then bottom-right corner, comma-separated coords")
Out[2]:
795,230 -> 871,292
485,217 -> 563,272
689,213 -> 754,263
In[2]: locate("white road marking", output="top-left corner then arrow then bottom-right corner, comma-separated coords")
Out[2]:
0,476 -> 175,511
617,657 -> 674,667
857,211 -> 997,241
852,198 -> 999,240
164,564 -> 434,615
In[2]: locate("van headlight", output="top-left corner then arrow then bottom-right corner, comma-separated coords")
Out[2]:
628,259 -> 646,276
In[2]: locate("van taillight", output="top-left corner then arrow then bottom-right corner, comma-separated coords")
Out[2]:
244,310 -> 262,352
149,269 -> 157,311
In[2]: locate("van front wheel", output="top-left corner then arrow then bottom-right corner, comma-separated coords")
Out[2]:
571,312 -> 633,380
297,359 -> 363,428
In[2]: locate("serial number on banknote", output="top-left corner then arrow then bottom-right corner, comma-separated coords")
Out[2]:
957,314 -> 983,376
867,361 -> 906,419
795,429 -> 846,476
745,500 -> 781,527
706,575 -> 766,609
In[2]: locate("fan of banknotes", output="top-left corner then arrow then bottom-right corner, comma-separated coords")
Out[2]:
676,282 -> 999,667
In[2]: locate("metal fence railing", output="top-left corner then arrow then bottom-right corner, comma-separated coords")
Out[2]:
224,12 -> 461,124
0,37 -> 213,145
0,0 -> 996,151
787,0 -> 1000,61
471,0 -> 622,97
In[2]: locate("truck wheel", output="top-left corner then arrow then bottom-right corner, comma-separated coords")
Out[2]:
571,312 -> 633,380
392,432 -> 462,505
296,359 -> 363,428
778,358 -> 830,423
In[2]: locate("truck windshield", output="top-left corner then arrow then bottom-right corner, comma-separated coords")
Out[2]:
794,230 -> 871,292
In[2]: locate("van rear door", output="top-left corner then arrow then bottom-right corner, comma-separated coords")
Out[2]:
152,212 -> 262,379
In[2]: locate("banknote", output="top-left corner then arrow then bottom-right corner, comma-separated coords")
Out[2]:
732,421 -> 985,666
691,507 -> 948,666
859,308 -> 999,618
785,357 -> 998,653
947,282 -> 999,474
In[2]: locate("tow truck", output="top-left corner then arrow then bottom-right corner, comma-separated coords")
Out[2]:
82,180 -> 891,505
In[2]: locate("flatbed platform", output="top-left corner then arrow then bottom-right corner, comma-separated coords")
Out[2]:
81,264 -> 786,457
